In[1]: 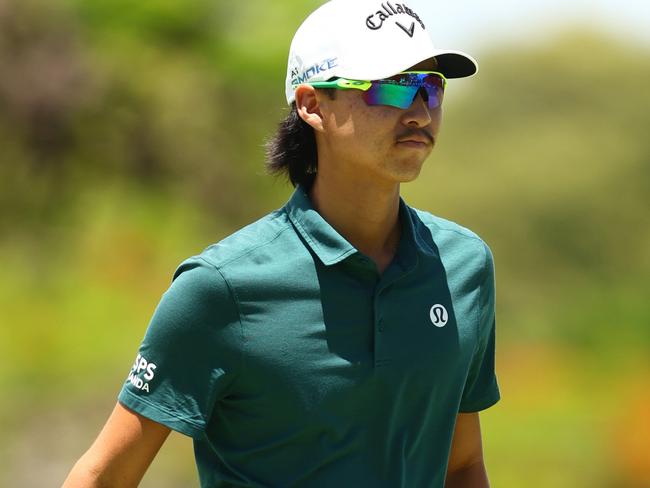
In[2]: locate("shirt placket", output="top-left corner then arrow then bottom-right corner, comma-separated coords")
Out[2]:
372,261 -> 410,369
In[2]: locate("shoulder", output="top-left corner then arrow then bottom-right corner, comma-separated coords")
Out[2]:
410,207 -> 489,251
407,206 -> 493,277
157,212 -> 294,328
410,207 -> 483,243
191,208 -> 295,269
172,207 -> 306,292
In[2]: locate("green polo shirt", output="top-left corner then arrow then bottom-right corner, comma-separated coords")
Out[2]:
118,186 -> 500,487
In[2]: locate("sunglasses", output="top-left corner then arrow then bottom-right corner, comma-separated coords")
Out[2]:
305,71 -> 447,110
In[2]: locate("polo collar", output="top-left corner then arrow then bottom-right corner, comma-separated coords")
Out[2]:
285,186 -> 429,273
286,186 -> 357,266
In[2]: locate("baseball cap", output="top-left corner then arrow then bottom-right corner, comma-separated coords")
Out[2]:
285,0 -> 478,105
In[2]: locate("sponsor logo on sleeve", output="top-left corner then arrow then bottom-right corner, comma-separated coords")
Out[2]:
126,353 -> 157,393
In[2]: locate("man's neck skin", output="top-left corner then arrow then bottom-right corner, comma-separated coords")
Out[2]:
308,168 -> 401,275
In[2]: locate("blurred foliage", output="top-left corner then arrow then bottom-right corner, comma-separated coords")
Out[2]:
0,0 -> 648,486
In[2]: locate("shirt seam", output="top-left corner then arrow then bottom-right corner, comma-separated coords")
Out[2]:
424,223 -> 484,243
477,242 -> 490,346
413,206 -> 483,243
461,242 -> 494,410
204,220 -> 294,270
194,256 -> 247,410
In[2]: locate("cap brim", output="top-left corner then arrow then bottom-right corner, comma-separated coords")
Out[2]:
433,50 -> 479,78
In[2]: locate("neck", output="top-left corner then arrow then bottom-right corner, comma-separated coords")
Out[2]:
308,166 -> 401,274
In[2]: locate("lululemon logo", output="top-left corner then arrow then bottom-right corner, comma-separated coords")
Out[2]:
429,304 -> 448,328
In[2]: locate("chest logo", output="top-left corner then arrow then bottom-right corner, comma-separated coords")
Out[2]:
429,304 -> 449,328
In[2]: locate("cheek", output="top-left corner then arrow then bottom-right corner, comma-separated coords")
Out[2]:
327,114 -> 356,137
323,94 -> 395,153
323,99 -> 357,137
350,106 -> 394,141
432,107 -> 443,134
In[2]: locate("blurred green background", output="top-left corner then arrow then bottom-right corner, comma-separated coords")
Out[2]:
1,0 -> 648,486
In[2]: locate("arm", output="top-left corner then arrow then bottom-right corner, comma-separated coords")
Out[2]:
62,402 -> 171,488
444,412 -> 490,488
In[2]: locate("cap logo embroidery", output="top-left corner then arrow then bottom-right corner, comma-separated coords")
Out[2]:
290,57 -> 339,86
365,2 -> 425,35
395,21 -> 415,38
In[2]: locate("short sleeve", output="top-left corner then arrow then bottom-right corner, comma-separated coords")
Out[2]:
459,243 -> 501,412
118,257 -> 243,438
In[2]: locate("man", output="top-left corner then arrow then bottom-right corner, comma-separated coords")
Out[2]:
63,0 -> 499,486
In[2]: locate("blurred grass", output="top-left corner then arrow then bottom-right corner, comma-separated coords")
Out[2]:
484,345 -> 650,487
0,0 -> 649,486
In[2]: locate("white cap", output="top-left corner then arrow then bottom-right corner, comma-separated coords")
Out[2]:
285,0 -> 478,105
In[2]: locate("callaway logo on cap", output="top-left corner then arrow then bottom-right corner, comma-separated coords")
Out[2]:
285,0 -> 478,105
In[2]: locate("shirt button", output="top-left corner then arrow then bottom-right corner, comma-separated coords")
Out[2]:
378,319 -> 384,332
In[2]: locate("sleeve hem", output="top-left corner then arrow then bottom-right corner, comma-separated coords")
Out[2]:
458,389 -> 501,413
118,388 -> 205,439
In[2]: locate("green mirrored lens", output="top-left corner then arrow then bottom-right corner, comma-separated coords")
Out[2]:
363,83 -> 419,109
362,73 -> 445,109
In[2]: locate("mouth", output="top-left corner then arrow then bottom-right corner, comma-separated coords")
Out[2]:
396,138 -> 433,148
396,131 -> 434,148
397,138 -> 430,144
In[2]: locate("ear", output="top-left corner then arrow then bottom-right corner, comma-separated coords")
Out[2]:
295,84 -> 325,133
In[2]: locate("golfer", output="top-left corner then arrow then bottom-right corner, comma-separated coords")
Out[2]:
64,0 -> 500,486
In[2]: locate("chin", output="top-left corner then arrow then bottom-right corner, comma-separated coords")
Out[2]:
385,165 -> 424,183
394,157 -> 427,182
397,170 -> 423,183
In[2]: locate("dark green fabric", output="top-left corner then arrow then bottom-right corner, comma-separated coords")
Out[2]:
118,186 -> 500,487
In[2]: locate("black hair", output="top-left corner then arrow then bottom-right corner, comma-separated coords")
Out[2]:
264,89 -> 335,189
264,103 -> 317,189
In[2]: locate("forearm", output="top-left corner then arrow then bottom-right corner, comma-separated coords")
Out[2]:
444,460 -> 490,488
62,448 -> 147,488
62,457 -> 109,488
62,403 -> 170,488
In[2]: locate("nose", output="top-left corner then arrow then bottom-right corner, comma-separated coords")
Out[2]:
401,89 -> 433,127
